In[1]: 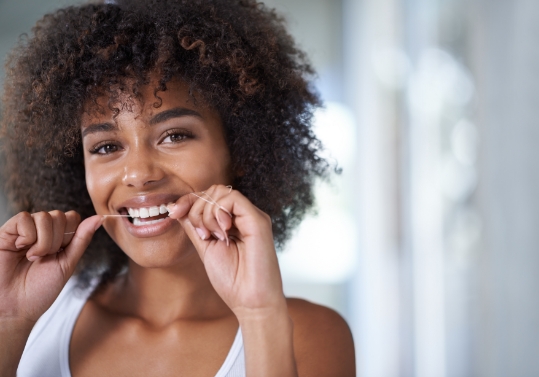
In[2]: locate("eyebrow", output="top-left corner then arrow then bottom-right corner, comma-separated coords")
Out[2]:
149,107 -> 203,126
81,122 -> 118,138
81,107 -> 203,138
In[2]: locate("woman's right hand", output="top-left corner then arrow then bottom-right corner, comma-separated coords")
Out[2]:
0,211 -> 102,324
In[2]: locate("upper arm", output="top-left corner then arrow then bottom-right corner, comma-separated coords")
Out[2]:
287,298 -> 356,377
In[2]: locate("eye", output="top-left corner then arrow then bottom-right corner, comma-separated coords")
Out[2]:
89,142 -> 121,155
161,129 -> 194,144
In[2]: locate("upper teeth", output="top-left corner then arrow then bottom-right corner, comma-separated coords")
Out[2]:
128,204 -> 170,219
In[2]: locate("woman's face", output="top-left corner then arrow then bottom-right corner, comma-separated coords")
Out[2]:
81,79 -> 232,267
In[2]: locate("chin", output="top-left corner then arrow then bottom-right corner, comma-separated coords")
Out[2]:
117,232 -> 198,269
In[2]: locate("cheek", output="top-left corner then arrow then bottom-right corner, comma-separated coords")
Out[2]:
166,147 -> 231,188
194,142 -> 232,183
211,149 -> 233,183
85,162 -> 117,210
203,158 -> 232,184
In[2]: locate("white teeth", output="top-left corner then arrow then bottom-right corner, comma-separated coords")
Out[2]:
133,217 -> 167,226
126,203 -> 171,220
139,208 -> 150,218
149,206 -> 160,217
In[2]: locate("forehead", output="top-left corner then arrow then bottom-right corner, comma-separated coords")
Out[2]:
80,79 -> 215,126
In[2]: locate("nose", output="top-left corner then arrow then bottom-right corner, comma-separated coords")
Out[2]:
121,148 -> 165,188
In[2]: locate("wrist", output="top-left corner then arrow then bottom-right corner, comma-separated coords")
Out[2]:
236,300 -> 298,377
0,316 -> 36,334
233,296 -> 289,324
237,305 -> 293,338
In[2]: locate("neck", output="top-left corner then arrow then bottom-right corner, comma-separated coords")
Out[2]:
97,251 -> 233,328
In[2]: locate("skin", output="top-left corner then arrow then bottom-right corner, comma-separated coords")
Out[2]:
0,79 -> 355,377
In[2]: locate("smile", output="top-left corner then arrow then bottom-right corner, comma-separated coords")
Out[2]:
115,194 -> 181,238
125,203 -> 173,226
118,202 -> 176,228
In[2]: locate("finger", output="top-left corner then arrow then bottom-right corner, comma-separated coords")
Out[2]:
201,188 -> 229,243
188,193 -> 214,240
203,202 -> 225,242
176,217 -> 211,261
210,189 -> 234,234
168,188 -> 230,220
26,212 -> 54,260
168,187 -> 233,242
199,187 -> 233,219
208,189 -> 271,239
56,215 -> 103,277
215,205 -> 233,235
49,210 -> 67,255
168,193 -> 212,241
62,211 -> 82,247
0,211 -> 38,251
166,191 -> 194,220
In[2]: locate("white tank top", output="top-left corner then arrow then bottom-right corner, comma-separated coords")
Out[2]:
17,278 -> 246,377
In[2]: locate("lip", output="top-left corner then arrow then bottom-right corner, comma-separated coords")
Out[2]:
121,215 -> 178,238
115,193 -> 183,211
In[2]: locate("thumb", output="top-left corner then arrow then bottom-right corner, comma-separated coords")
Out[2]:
59,215 -> 103,277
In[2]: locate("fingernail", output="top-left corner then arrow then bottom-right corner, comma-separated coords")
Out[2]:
27,255 -> 40,262
212,232 -> 225,241
166,202 -> 177,216
216,213 -> 226,231
196,227 -> 207,240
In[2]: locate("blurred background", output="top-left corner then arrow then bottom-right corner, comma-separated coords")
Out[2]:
1,0 -> 539,376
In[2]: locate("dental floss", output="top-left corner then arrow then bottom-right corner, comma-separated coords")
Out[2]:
63,215 -> 132,234
64,189 -> 234,240
190,192 -> 233,218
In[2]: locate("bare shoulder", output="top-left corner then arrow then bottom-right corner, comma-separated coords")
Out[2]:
286,298 -> 356,377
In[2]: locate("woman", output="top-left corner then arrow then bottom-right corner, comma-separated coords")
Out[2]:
0,0 -> 355,376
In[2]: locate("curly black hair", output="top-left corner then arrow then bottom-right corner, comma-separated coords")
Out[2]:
0,0 -> 330,288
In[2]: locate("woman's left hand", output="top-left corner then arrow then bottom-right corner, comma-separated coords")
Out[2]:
167,184 -> 286,319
